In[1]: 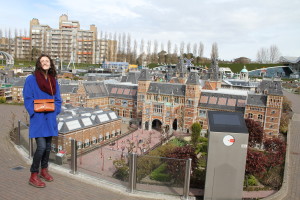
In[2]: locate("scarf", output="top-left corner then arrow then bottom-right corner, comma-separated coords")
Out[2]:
35,70 -> 56,96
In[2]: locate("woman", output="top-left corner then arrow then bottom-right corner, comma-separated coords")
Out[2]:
23,54 -> 62,188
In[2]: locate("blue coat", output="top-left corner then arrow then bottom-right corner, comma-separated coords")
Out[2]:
23,74 -> 62,138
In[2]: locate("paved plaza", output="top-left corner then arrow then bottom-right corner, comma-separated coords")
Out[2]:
77,128 -> 165,176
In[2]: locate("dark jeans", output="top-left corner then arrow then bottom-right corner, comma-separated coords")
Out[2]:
30,137 -> 52,173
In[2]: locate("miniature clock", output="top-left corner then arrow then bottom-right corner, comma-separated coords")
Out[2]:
223,135 -> 235,146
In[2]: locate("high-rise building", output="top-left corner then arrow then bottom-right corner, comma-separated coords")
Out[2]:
0,15 -> 117,65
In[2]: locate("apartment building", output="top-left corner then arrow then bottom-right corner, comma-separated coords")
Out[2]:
0,14 -> 117,64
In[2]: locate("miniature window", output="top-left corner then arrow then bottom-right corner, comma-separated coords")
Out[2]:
199,110 -> 206,118
154,104 -> 163,113
110,98 -> 115,105
122,100 -> 128,107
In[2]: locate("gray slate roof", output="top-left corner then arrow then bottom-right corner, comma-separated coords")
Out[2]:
138,69 -> 151,81
58,107 -> 120,134
186,72 -> 200,85
223,80 -> 260,87
279,56 -> 300,64
60,85 -> 78,94
121,71 -> 141,84
12,78 -> 26,87
246,94 -> 267,107
147,82 -> 186,96
257,80 -> 283,96
83,82 -> 109,98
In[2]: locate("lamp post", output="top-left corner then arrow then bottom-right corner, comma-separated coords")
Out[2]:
121,146 -> 125,159
102,154 -> 105,171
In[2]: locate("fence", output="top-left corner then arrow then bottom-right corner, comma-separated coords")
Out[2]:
15,120 -> 194,199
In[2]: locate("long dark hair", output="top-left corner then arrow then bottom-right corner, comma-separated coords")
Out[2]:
35,54 -> 57,77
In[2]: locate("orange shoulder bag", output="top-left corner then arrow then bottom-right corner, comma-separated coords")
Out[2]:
34,77 -> 55,112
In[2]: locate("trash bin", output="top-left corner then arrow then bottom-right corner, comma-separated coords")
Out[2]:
56,151 -> 66,165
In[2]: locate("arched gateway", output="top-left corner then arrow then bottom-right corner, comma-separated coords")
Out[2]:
152,119 -> 162,131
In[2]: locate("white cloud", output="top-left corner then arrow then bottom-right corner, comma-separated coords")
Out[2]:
1,0 -> 300,60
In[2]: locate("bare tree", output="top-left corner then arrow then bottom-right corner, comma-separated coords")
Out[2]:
269,45 -> 281,63
186,42 -> 191,54
173,44 -> 178,55
113,32 -> 117,61
160,42 -> 165,52
132,39 -> 137,64
256,47 -> 269,64
146,40 -> 152,64
193,43 -> 197,57
167,40 -> 171,55
198,42 -> 204,58
139,39 -> 145,55
0,29 -> 2,38
117,33 -> 122,62
153,40 -> 158,63
126,33 -> 131,63
160,42 -> 165,64
122,33 -> 126,61
138,39 -> 145,65
8,28 -> 12,54
167,40 -> 171,64
24,28 -> 27,37
211,42 -> 218,61
14,29 -> 18,38
180,42 -> 185,57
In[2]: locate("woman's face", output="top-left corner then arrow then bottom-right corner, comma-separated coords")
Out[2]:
40,56 -> 51,71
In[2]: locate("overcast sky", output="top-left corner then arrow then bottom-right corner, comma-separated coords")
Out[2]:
1,0 -> 299,61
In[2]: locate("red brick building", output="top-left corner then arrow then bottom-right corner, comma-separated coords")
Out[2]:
60,60 -> 283,138
52,107 -> 122,155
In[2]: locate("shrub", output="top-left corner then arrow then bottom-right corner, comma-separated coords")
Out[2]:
137,156 -> 161,181
0,97 -> 6,103
166,146 -> 197,185
149,163 -> 172,182
190,167 -> 206,188
247,175 -> 258,186
170,138 -> 188,147
112,159 -> 129,181
257,165 -> 284,189
191,122 -> 201,147
198,136 -> 208,143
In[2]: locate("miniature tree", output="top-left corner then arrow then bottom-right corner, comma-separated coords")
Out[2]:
191,122 -> 202,147
245,118 -> 263,148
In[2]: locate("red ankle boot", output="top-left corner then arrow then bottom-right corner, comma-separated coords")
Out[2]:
29,172 -> 46,188
40,168 -> 54,182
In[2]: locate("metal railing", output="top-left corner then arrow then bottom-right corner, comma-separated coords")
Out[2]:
16,121 -> 193,199
67,138 -> 192,198
16,120 -> 34,159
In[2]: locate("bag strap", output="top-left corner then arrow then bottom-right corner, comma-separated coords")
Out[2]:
48,75 -> 54,98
